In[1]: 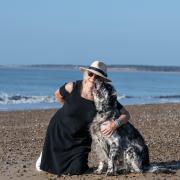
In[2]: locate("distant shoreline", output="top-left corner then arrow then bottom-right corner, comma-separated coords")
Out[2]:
1,64 -> 180,73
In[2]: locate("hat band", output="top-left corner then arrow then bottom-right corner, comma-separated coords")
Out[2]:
88,66 -> 107,77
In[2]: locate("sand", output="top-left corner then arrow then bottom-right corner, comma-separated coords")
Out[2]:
0,103 -> 180,180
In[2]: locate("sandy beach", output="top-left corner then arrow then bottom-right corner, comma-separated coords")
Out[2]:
0,103 -> 180,180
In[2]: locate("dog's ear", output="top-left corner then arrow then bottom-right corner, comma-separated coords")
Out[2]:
94,79 -> 103,90
108,86 -> 117,106
109,96 -> 117,107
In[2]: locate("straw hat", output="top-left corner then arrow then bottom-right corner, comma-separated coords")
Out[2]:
79,61 -> 111,82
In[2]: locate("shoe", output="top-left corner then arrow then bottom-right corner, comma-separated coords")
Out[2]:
36,152 -> 42,171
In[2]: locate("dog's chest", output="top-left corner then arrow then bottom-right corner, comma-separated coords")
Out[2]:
90,112 -> 120,141
90,112 -> 108,136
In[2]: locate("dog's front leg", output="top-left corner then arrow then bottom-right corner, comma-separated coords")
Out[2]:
106,141 -> 119,176
95,161 -> 106,174
95,141 -> 109,174
106,157 -> 114,175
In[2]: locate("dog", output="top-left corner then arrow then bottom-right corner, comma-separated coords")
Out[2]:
90,79 -> 174,175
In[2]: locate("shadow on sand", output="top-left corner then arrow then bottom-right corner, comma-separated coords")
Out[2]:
151,160 -> 180,171
84,161 -> 180,175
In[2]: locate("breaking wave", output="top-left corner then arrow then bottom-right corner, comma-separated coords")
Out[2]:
0,92 -> 180,106
0,92 -> 55,105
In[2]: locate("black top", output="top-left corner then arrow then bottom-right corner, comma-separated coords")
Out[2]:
40,80 -> 97,175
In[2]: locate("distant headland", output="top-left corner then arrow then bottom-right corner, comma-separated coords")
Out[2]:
1,64 -> 180,72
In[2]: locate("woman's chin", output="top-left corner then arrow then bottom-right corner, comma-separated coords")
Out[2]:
86,79 -> 94,84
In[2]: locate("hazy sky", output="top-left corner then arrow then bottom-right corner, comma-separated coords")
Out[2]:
0,0 -> 180,66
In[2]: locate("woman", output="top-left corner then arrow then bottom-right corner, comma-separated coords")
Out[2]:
36,60 -> 130,175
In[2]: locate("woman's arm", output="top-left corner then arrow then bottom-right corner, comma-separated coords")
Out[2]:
115,106 -> 131,125
100,106 -> 130,137
54,82 -> 73,105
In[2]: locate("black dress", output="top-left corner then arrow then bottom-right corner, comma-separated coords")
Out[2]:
40,80 -> 97,175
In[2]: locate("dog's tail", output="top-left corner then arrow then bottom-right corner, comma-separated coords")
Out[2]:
144,166 -> 175,173
143,164 -> 178,174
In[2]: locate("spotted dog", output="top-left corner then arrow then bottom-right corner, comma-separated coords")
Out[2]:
90,79 -> 149,175
90,79 -> 174,175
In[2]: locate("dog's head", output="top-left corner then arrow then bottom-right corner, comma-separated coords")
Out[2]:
92,79 -> 117,112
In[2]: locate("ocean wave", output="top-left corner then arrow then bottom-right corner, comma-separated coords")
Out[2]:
0,93 -> 55,105
154,95 -> 180,99
1,92 -> 180,105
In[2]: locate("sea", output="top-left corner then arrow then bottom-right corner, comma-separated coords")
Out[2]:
0,66 -> 180,111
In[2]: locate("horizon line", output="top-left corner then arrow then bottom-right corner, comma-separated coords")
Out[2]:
1,64 -> 180,68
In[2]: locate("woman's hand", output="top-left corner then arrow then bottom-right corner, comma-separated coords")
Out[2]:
100,120 -> 117,137
100,107 -> 130,137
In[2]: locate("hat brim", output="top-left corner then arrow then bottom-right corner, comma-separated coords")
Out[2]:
79,67 -> 111,82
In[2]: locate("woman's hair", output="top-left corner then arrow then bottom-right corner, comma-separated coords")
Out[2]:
83,70 -> 89,80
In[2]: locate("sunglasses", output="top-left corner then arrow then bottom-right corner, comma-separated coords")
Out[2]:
88,72 -> 96,77
88,71 -> 103,80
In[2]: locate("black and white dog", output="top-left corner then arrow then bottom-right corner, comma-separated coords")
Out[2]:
90,79 -> 174,175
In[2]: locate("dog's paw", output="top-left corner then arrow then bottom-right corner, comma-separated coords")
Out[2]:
106,171 -> 114,176
94,169 -> 103,175
106,169 -> 115,176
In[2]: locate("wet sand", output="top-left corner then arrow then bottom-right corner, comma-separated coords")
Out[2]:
0,103 -> 180,179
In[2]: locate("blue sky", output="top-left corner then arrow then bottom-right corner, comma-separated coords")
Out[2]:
0,1 -> 180,66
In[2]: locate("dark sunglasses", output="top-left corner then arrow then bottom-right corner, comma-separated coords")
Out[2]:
88,71 -> 104,80
88,72 -> 96,77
